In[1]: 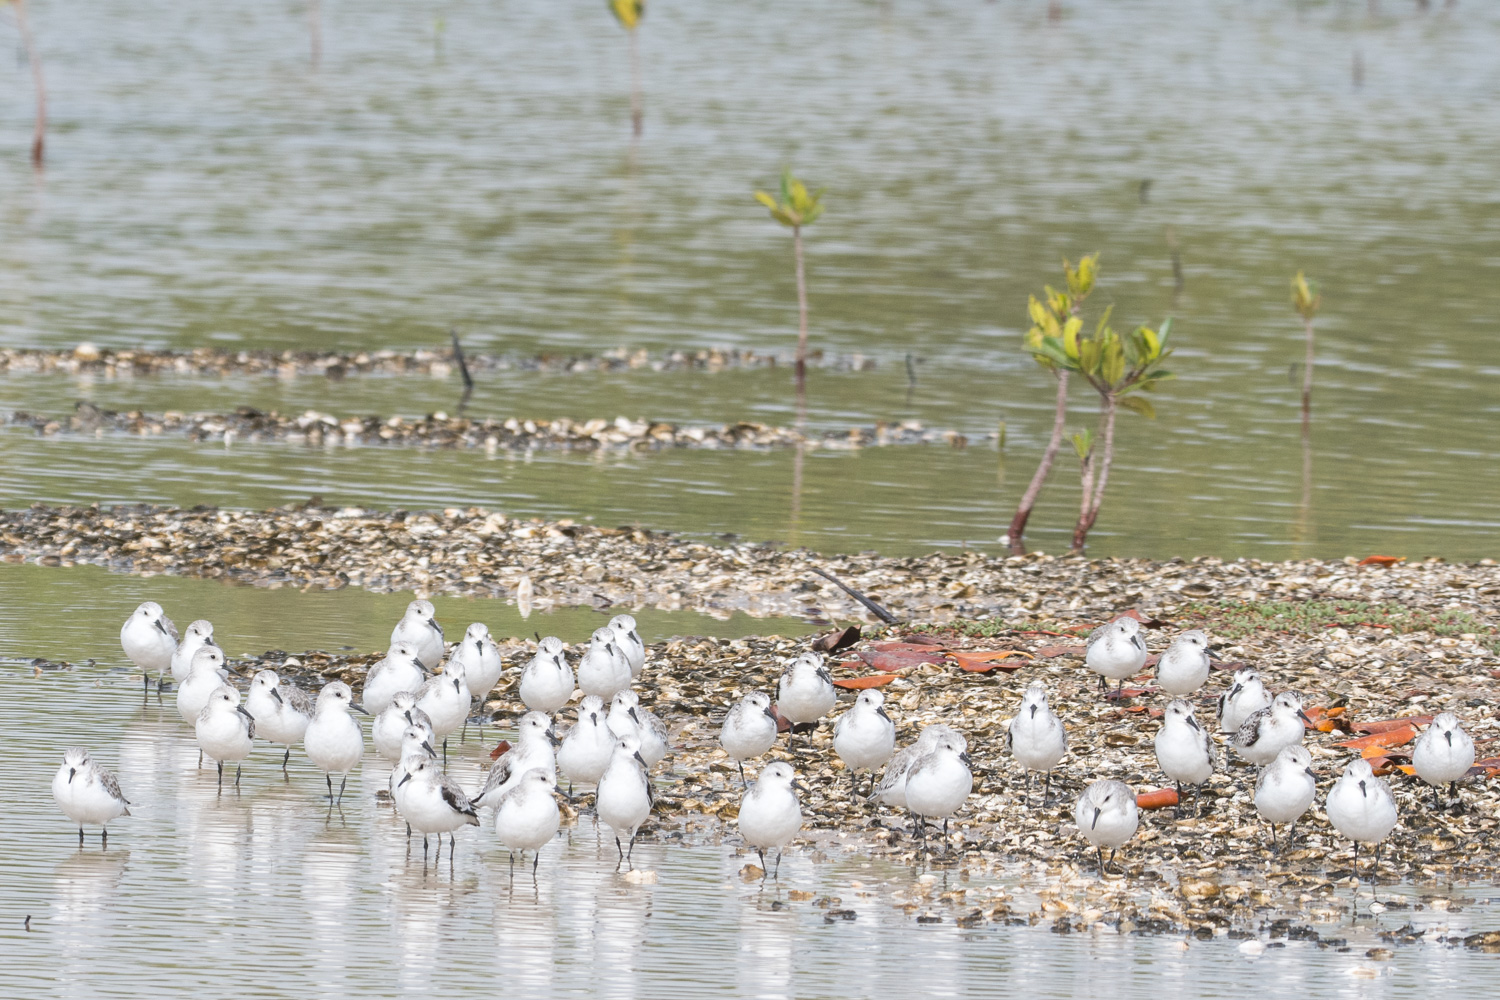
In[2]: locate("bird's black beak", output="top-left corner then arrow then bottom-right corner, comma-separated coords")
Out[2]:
153,618 -> 169,635
1187,715 -> 1200,731
629,708 -> 640,724
414,658 -> 428,672
547,728 -> 560,747
1092,806 -> 1101,830
763,705 -> 777,722
271,687 -> 283,705
237,705 -> 255,720
959,751 -> 972,767
398,772 -> 412,787
877,706 -> 892,723
428,619 -> 442,633
421,740 -> 435,757
792,780 -> 809,794
1297,709 -> 1313,726
1304,767 -> 1316,780
351,703 -> 369,715
68,768 -> 76,783
633,751 -> 647,767
1359,779 -> 1367,797
1445,731 -> 1453,747
1030,704 -> 1038,718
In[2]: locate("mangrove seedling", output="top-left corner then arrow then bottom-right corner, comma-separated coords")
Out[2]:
4,0 -> 46,168
1008,254 -> 1098,552
755,169 -> 826,415
1291,271 -> 1321,432
608,0 -> 646,137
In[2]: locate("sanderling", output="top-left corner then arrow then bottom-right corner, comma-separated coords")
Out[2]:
737,761 -> 803,879
1231,691 -> 1311,766
492,769 -> 561,878
169,619 -> 218,686
720,691 -> 778,785
373,691 -> 434,763
1154,699 -> 1216,815
1217,667 -> 1271,733
596,733 -> 653,869
1325,758 -> 1399,883
394,755 -> 480,863
362,642 -> 429,715
121,601 -> 177,697
833,689 -> 896,800
391,599 -> 445,670
450,623 -> 505,734
52,748 -> 130,847
389,726 -> 438,839
176,646 -> 230,726
873,724 -> 967,817
1006,681 -> 1067,806
905,736 -> 973,851
1412,712 -> 1476,809
304,681 -> 367,806
473,711 -> 558,809
577,627 -> 632,700
1075,779 -> 1139,876
557,695 -> 615,795
775,652 -> 837,746
196,684 -> 255,792
1156,629 -> 1212,696
1085,616 -> 1148,696
1254,744 -> 1317,851
607,691 -> 669,768
609,614 -> 646,679
247,668 -> 314,771
414,663 -> 471,763
519,636 -> 575,715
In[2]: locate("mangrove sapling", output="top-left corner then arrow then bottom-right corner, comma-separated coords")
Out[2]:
1291,272 -> 1321,434
4,0 -> 46,168
754,169 -> 826,422
1007,254 -> 1099,552
608,0 -> 646,137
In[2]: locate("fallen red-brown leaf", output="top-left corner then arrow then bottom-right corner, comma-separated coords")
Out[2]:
1136,788 -> 1179,810
832,674 -> 898,690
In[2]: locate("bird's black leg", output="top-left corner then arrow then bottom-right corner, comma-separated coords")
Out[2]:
1044,771 -> 1052,807
626,831 -> 638,869
78,826 -> 84,847
1097,847 -> 1105,877
235,765 -> 242,789
757,847 -> 767,880
282,748 -> 291,773
327,774 -> 334,801
533,851 -> 540,879
337,775 -> 348,806
774,849 -> 783,880
738,761 -> 747,787
101,826 -> 108,848
615,836 -> 624,869
1175,781 -> 1183,819
216,760 -> 224,792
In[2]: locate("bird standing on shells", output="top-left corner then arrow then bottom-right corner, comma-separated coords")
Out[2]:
519,636 -> 575,715
197,685 -> 256,792
304,681 -> 367,807
832,689 -> 896,800
1325,758 -> 1399,884
558,695 -> 615,797
169,620 -> 218,687
775,652 -> 836,747
1254,744 -> 1317,851
1230,691 -> 1311,766
737,761 -> 803,880
607,690 -> 669,768
578,626 -> 633,700
1411,712 -> 1475,809
903,736 -> 973,851
1007,681 -> 1067,806
872,724 -> 967,827
247,668 -> 315,772
1217,666 -> 1271,734
720,691 -> 779,786
362,642 -> 428,716
121,601 -> 178,698
53,748 -> 130,847
1074,779 -> 1139,877
609,613 -> 646,679
391,599 -> 445,671
1154,699 -> 1216,815
1085,616 -> 1148,697
1155,629 -> 1212,696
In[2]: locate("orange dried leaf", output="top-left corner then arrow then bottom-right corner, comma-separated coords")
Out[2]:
1357,555 -> 1404,567
949,650 -> 1032,673
1136,788 -> 1179,810
1336,726 -> 1417,751
488,740 -> 512,761
833,674 -> 897,689
1351,716 -> 1431,735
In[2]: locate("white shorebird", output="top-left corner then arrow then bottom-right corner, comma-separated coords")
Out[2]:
1154,699 -> 1216,815
53,748 -> 130,847
169,620 -> 218,686
833,689 -> 896,800
361,642 -> 428,715
775,652 -> 836,745
413,663 -> 471,763
905,736 -> 973,851
449,623 -> 504,737
519,636 -> 575,715
610,614 -> 647,679
720,691 -> 779,785
1412,712 -> 1475,809
121,600 -> 177,697
872,724 -> 967,818
1230,691 -> 1311,766
493,769 -> 561,879
1255,745 -> 1317,851
389,726 -> 437,839
372,691 -> 433,763
737,761 -> 803,879
1155,629 -> 1212,696
394,755 -> 480,864
247,668 -> 314,772
1217,667 -> 1271,733
473,712 -> 558,809
577,627 -> 632,700
596,734 -> 653,869
558,695 -> 615,796
1325,758 -> 1399,883
196,684 -> 255,792
1007,681 -> 1067,806
1075,779 -> 1139,877
304,681 -> 367,806
391,599 -> 445,670
177,646 -> 230,726
607,691 -> 669,768
1085,616 -> 1148,696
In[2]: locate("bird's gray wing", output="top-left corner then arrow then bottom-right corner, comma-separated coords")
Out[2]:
98,766 -> 129,806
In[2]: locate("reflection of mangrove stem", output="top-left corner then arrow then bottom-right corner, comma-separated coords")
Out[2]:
793,225 -> 809,424
309,0 -> 322,69
14,0 -> 46,168
1301,315 -> 1315,434
629,27 -> 642,137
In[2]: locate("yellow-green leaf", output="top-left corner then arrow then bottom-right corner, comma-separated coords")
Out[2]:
1119,395 -> 1156,419
609,0 -> 644,30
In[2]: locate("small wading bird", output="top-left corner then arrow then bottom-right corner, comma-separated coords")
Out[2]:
1084,617 -> 1148,697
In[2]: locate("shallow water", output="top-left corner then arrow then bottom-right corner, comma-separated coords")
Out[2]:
2,1 -> 1499,559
